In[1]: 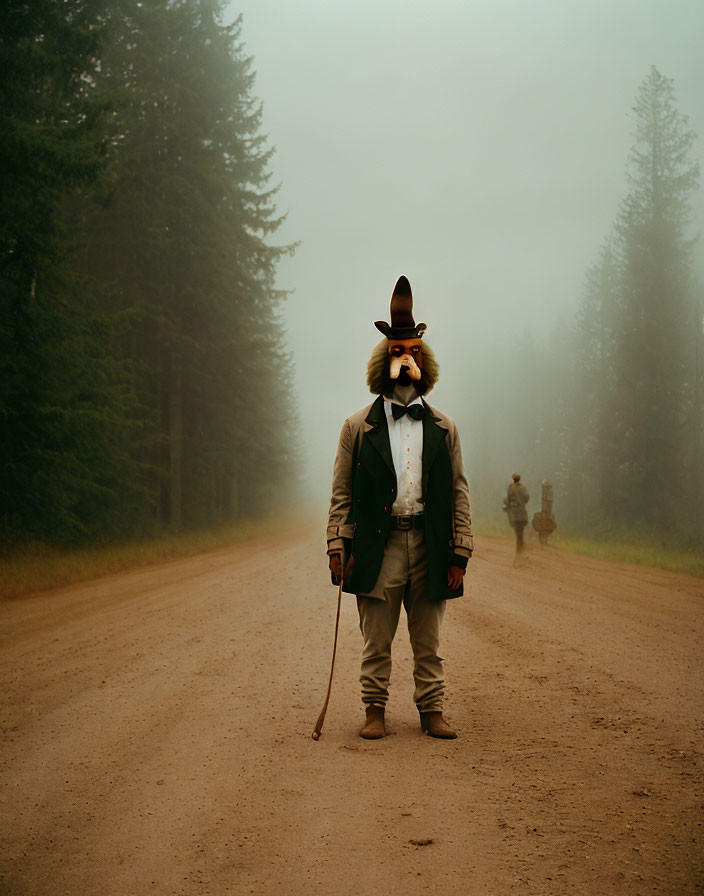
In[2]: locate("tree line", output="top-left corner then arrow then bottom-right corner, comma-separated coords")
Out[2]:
1,0 -> 299,545
465,67 -> 703,546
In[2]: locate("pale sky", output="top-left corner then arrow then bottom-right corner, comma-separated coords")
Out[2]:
226,0 -> 704,501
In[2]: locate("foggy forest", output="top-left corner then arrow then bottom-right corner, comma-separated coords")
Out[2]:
2,1 -> 703,553
2,4 -> 704,895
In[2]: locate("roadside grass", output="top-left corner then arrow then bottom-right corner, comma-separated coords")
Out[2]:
475,519 -> 704,578
548,532 -> 704,578
4,515 -> 701,601
473,520 -> 510,539
0,516 -> 297,601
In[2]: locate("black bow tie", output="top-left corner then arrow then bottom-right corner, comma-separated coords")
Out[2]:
391,402 -> 425,421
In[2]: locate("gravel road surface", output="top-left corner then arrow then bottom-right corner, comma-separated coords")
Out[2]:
1,529 -> 702,895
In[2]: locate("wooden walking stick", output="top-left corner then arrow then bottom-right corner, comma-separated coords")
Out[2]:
311,570 -> 344,741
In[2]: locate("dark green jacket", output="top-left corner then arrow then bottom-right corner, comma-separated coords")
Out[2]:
327,395 -> 473,601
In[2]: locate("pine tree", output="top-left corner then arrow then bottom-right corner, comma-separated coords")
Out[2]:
610,66 -> 699,529
564,240 -> 621,525
80,1 -> 298,531
0,0 -> 143,542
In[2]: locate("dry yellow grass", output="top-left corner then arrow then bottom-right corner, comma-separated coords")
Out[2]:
548,532 -> 704,578
0,515 -> 304,600
475,519 -> 704,578
4,515 -> 700,602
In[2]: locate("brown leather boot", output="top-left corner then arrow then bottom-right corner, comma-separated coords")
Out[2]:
360,705 -> 386,739
419,711 -> 457,739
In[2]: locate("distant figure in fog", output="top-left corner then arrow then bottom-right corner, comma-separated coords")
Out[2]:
503,473 -> 530,562
541,479 -> 553,515
532,479 -> 557,546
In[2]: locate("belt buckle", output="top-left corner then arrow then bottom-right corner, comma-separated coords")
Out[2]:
397,515 -> 413,531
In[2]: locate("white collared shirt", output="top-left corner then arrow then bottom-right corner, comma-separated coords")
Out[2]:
383,395 -> 424,515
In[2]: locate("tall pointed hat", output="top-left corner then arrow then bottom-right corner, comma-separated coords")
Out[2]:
374,275 -> 427,339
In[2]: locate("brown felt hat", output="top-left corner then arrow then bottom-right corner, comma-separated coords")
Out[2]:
374,275 -> 427,339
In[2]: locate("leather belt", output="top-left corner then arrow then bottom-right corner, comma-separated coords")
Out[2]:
391,514 -> 424,531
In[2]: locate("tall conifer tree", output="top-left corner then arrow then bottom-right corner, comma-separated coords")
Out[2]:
0,0 -> 141,542
82,0 -> 297,530
610,66 -> 699,528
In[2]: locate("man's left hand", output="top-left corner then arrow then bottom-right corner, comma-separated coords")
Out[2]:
447,565 -> 465,591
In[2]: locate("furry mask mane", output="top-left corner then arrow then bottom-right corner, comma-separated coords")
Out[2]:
366,339 -> 439,396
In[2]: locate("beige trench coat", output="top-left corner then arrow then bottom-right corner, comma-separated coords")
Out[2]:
326,399 -> 473,561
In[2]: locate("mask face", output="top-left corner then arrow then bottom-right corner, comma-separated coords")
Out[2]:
387,338 -> 423,382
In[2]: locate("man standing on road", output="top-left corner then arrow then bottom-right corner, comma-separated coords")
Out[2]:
503,473 -> 530,561
326,275 -> 473,740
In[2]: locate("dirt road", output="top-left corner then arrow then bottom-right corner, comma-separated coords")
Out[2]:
1,528 -> 702,895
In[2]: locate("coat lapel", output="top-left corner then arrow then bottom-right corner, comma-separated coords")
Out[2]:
364,395 -> 395,478
422,400 -> 448,495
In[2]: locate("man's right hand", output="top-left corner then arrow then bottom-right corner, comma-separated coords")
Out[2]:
329,552 -> 343,585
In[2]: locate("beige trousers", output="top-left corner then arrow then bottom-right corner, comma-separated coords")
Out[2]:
356,528 -> 446,712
